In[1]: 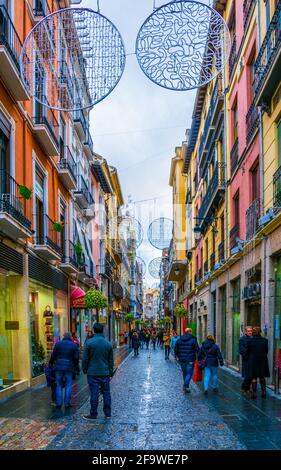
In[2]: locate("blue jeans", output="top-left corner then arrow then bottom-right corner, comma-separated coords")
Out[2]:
180,361 -> 194,388
203,366 -> 218,391
87,376 -> 111,418
55,371 -> 73,406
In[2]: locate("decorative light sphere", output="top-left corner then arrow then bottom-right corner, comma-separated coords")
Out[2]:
20,8 -> 126,111
136,0 -> 230,91
148,258 -> 162,279
118,217 -> 144,249
148,217 -> 173,250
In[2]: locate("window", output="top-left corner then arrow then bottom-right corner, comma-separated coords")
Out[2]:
234,192 -> 240,225
0,128 -> 9,173
205,238 -> 209,264
59,200 -> 66,256
221,214 -> 225,241
278,120 -> 281,167
233,102 -> 238,142
251,163 -> 260,202
34,55 -> 45,119
59,117 -> 66,159
35,168 -> 45,241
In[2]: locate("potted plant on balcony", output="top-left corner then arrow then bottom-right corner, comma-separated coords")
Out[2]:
74,242 -> 84,265
173,304 -> 188,318
53,221 -> 64,232
19,185 -> 32,200
125,313 -> 134,332
163,316 -> 172,330
85,288 -> 108,323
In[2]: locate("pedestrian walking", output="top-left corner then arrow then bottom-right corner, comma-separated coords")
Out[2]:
239,325 -> 253,394
82,323 -> 114,420
139,329 -> 145,349
245,326 -> 270,399
163,330 -> 172,360
170,330 -> 180,356
49,332 -> 79,409
45,364 -> 57,405
174,328 -> 199,394
198,335 -> 224,395
132,330 -> 140,356
144,330 -> 150,350
157,330 -> 164,348
151,330 -> 157,350
71,331 -> 80,348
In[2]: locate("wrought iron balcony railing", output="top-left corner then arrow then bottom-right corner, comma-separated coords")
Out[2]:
230,223 -> 240,249
273,164 -> 281,206
230,138 -> 239,175
73,109 -> 88,137
0,5 -> 23,72
229,34 -> 237,80
34,214 -> 62,256
76,175 -> 94,206
33,0 -> 51,17
254,1 -> 281,100
246,101 -> 259,146
243,0 -> 255,29
198,81 -> 222,162
218,240 -> 225,262
198,163 -> 226,222
210,252 -> 215,271
0,169 -> 32,231
58,146 -> 77,183
84,128 -> 94,153
32,97 -> 59,148
62,240 -> 79,268
246,198 -> 261,240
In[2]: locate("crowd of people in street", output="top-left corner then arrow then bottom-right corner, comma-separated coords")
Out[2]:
45,322 -> 270,421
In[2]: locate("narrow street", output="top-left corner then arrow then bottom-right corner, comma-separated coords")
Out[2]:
1,347 -> 281,451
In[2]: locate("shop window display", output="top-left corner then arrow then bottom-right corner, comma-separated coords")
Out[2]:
0,273 -> 15,390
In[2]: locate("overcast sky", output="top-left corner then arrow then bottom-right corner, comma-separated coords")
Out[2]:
81,0 -> 196,286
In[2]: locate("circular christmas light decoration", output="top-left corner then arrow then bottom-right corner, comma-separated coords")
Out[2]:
148,217 -> 173,250
136,0 -> 230,91
148,258 -> 162,279
136,256 -> 147,278
20,8 -> 126,111
118,217 -> 144,249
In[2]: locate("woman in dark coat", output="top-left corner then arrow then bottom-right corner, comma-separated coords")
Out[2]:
198,335 -> 224,395
245,326 -> 270,399
132,331 -> 140,356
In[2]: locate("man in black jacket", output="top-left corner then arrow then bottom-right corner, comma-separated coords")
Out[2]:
239,325 -> 253,394
174,328 -> 199,393
49,332 -> 79,409
82,323 -> 114,421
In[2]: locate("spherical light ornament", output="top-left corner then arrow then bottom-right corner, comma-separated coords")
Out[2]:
136,256 -> 147,278
148,217 -> 173,250
136,0 -> 230,91
148,258 -> 162,279
20,8 -> 126,111
118,217 -> 144,249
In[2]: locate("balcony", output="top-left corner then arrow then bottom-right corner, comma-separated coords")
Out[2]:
32,103 -> 59,156
246,198 -> 261,240
0,6 -> 30,101
73,110 -> 87,142
74,175 -> 94,209
198,79 -> 224,166
204,260 -> 209,275
243,0 -> 255,29
60,240 -> 79,274
0,170 -> 32,240
198,163 -> 226,225
83,128 -> 94,160
254,2 -> 281,107
58,147 -> 77,191
77,255 -> 96,284
230,138 -> 239,175
113,281 -> 124,300
229,34 -> 237,80
218,240 -> 225,262
58,62 -> 74,110
230,223 -> 240,249
210,253 -> 215,272
246,102 -> 259,146
273,164 -> 281,206
33,0 -> 51,18
33,215 -> 62,261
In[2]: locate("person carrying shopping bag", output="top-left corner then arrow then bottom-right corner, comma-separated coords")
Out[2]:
198,335 -> 224,395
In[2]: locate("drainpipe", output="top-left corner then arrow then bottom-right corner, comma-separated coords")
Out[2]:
257,0 -> 265,217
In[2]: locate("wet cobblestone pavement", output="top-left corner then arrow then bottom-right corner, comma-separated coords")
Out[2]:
1,346 -> 281,450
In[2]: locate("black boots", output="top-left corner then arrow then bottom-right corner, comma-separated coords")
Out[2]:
260,378 -> 267,399
251,380 -> 257,399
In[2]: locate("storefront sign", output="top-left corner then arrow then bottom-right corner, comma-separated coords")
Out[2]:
5,321 -> 19,330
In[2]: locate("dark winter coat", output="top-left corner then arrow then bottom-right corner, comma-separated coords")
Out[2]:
198,340 -> 224,368
174,333 -> 199,363
132,334 -> 140,349
82,333 -> 114,377
50,338 -> 79,373
244,335 -> 270,379
239,334 -> 252,377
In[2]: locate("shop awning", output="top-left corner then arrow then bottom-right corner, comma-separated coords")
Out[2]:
71,285 -> 86,300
